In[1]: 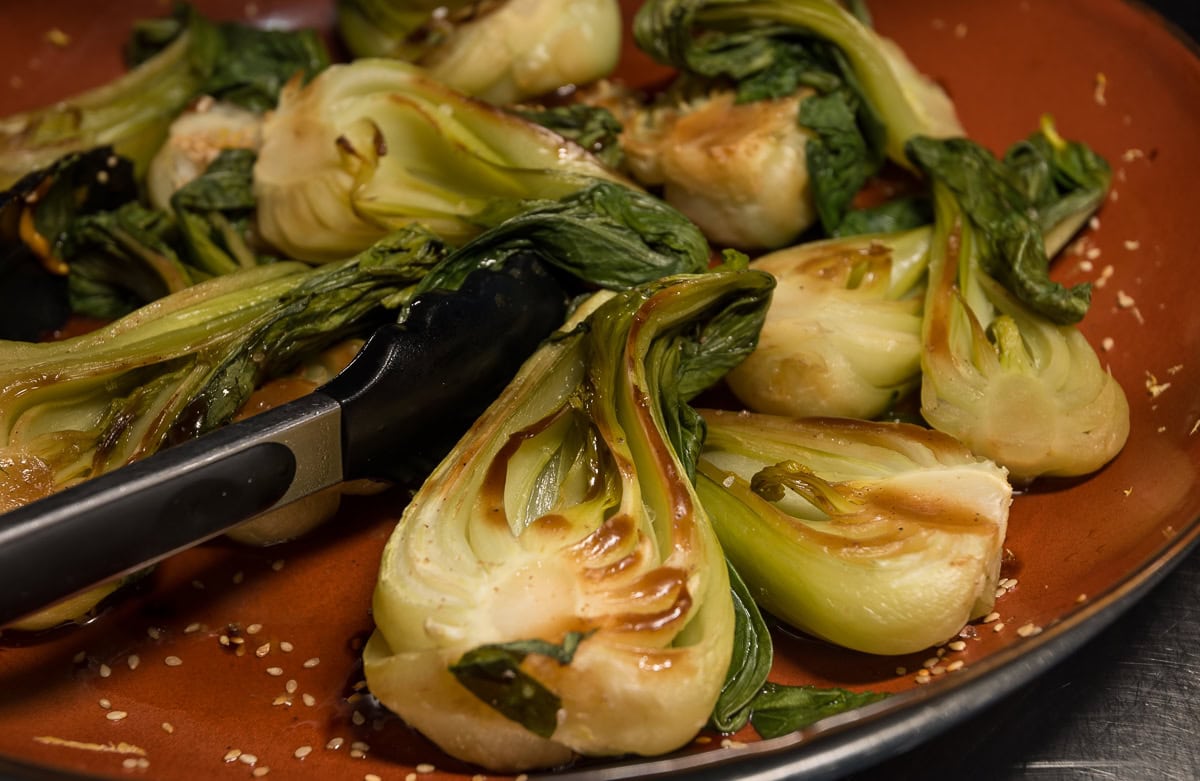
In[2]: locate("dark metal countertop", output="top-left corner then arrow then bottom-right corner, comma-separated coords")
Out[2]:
850,4 -> 1200,775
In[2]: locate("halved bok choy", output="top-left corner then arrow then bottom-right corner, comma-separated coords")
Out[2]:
363,268 -> 775,771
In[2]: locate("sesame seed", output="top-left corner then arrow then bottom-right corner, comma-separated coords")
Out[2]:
99,664 -> 112,678
326,738 -> 344,750
272,560 -> 286,572
1116,290 -> 1136,309
405,774 -> 416,781
472,776 -> 488,781
515,775 -> 529,781
252,768 -> 270,778
272,695 -> 291,707
294,746 -> 313,759
1078,259 -> 1094,272
256,643 -> 271,658
366,775 -> 382,781
993,622 -> 1006,633
279,641 -> 294,653
929,665 -> 946,676
1017,623 -> 1043,638
302,693 -> 316,707
192,580 -> 205,590
946,660 -> 965,672
303,657 -> 320,668
1102,337 -> 1115,352
224,749 -> 242,763
162,723 -> 174,734
1124,240 -> 1141,251
122,758 -> 138,769
147,627 -> 162,640
922,657 -> 939,669
267,667 -> 284,677
416,763 -> 436,773
106,711 -> 128,721
1086,247 -> 1102,260
219,635 -> 231,647
352,711 -> 366,726
73,651 -> 87,664
247,624 -> 263,635
982,612 -> 1000,623
914,674 -> 931,685
1088,215 -> 1101,231
351,741 -> 370,752
720,739 -> 747,749
239,753 -> 258,765
99,698 -> 111,709
694,736 -> 712,744
1077,593 -> 1088,603
947,641 -> 966,652
350,750 -> 366,760
232,571 -> 245,585
895,666 -> 907,676
286,679 -> 298,694
127,655 -> 140,670
164,656 -> 183,667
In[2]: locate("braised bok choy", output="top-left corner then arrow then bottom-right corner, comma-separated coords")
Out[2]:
363,268 -> 775,771
336,0 -> 621,103
696,411 -> 1011,655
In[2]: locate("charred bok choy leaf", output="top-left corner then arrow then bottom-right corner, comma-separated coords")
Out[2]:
0,229 -> 445,631
910,125 -> 1129,482
336,0 -> 621,104
0,4 -> 328,189
363,269 -> 775,771
253,58 -> 629,262
614,0 -> 963,245
695,411 -> 1012,655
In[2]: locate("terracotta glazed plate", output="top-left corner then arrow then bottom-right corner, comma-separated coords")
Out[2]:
2,1 -> 1199,779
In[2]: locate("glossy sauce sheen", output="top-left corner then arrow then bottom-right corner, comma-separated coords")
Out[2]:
2,1 -> 1200,780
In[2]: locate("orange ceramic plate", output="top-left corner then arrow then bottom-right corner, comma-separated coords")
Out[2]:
2,1 -> 1199,779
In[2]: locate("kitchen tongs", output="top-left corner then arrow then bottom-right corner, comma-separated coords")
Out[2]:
0,255 -> 568,628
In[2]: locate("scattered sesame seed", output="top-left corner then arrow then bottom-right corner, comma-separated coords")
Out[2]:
914,674 -> 931,685
232,571 -> 245,585
993,622 -> 1006,633
895,666 -> 907,676
994,587 -> 1006,599
162,723 -> 174,734
96,170 -> 109,185
929,665 -> 946,676
1085,247 -> 1102,260
1101,337 -> 1115,352
1122,148 -> 1145,162
164,656 -> 183,667
352,711 -> 366,726
1088,215 -> 1101,231
1094,72 -> 1107,105
45,28 -> 71,47
1124,240 -> 1141,251
303,657 -> 320,668
219,635 -> 231,647
953,22 -> 967,38
286,679 -> 298,694
720,739 -> 747,749
147,627 -> 162,641
1077,594 -> 1088,603
351,741 -> 370,752
224,749 -> 242,763
272,695 -> 291,707
694,736 -> 712,745
1146,372 -> 1171,398
1079,259 -> 1094,272
239,753 -> 258,766
294,746 -> 313,759
1116,290 -> 1136,309
106,711 -> 128,721
948,641 -> 967,652
982,612 -> 1000,623
473,776 -> 488,781
326,738 -> 345,750
246,624 -> 263,635
99,664 -> 112,678
99,698 -> 111,709
266,667 -> 284,677
405,774 -> 417,781
1017,623 -> 1043,638
946,660 -> 965,672
272,560 -> 286,572
416,764 -> 436,774
127,655 -> 140,671
302,693 -> 316,707
515,775 -> 528,781
73,651 -> 87,664
122,758 -> 138,770
256,643 -> 271,658
922,657 -> 939,669
252,768 -> 270,778
279,641 -> 294,653
350,750 -> 366,760
365,775 -> 382,781
721,475 -> 735,488
192,580 -> 205,590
